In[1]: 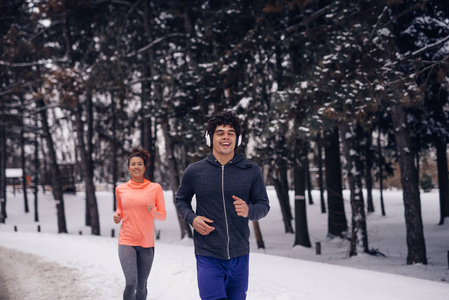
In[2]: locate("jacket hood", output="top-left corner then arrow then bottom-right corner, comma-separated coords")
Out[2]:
206,153 -> 252,169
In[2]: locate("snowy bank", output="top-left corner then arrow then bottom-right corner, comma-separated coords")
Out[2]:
1,231 -> 448,300
0,188 -> 448,299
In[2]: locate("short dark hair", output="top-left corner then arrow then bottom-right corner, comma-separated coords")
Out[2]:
205,111 -> 242,136
128,148 -> 151,167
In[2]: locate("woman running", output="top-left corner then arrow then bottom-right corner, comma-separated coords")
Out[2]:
113,148 -> 166,300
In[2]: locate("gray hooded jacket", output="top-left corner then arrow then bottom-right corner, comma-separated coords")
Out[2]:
175,153 -> 270,260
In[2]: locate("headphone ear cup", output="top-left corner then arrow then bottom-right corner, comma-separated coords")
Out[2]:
204,132 -> 211,148
205,131 -> 241,148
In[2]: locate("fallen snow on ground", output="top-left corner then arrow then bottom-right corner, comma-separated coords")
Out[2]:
0,188 -> 448,299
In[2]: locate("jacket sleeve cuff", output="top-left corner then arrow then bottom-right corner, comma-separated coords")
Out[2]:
247,204 -> 255,220
247,203 -> 270,221
186,212 -> 197,225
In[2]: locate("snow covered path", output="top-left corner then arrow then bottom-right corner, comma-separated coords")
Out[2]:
0,246 -> 92,300
1,231 -> 448,300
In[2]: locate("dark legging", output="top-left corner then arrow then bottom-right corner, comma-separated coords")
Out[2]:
118,245 -> 155,300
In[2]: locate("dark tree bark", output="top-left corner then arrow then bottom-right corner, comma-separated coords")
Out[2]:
426,73 -> 449,225
316,132 -> 326,213
377,128 -> 386,216
293,138 -> 311,247
324,127 -> 347,237
183,4 -> 197,68
392,103 -> 427,264
141,0 -> 157,181
37,98 -> 67,233
422,66 -> 449,224
85,90 -> 93,226
252,221 -> 265,249
161,115 -> 192,239
21,130 -> 29,212
341,123 -> 369,256
272,160 -> 294,234
20,96 -> 29,213
34,117 -> 39,222
39,137 -> 47,194
305,148 -> 314,205
435,140 -> 449,225
73,101 -> 100,235
0,123 -> 6,223
111,94 -> 118,212
365,131 -> 374,213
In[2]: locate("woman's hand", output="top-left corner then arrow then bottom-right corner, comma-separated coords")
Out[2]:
146,204 -> 154,213
113,214 -> 122,224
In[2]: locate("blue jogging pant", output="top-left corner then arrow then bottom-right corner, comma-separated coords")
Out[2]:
196,254 -> 249,300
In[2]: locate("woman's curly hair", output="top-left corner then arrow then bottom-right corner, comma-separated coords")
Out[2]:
127,148 -> 151,167
205,111 -> 242,137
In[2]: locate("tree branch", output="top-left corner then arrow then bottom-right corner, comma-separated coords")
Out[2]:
407,35 -> 449,59
278,3 -> 337,36
125,33 -> 186,58
386,55 -> 449,86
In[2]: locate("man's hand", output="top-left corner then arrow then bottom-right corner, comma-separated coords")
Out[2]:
233,195 -> 249,217
192,216 -> 215,235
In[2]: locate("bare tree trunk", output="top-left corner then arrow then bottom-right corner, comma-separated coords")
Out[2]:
141,106 -> 154,177
37,98 -> 67,233
271,133 -> 294,234
316,132 -> 326,213
365,131 -> 374,213
111,94 -> 118,212
161,115 -> 192,239
324,127 -> 347,237
435,140 -> 449,225
84,90 -> 93,226
183,4 -> 197,68
340,123 -> 369,256
252,221 -> 265,249
40,140 -> 47,194
21,130 -> 29,212
293,138 -> 311,247
20,96 -> 29,213
392,103 -> 427,264
305,148 -> 314,205
140,73 -> 155,180
73,102 -> 100,235
142,0 -> 157,181
272,162 -> 294,234
0,123 -> 6,223
377,128 -> 386,216
425,72 -> 449,224
34,118 -> 39,222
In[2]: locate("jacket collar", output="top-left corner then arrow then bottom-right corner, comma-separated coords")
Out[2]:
126,178 -> 151,189
206,153 -> 251,169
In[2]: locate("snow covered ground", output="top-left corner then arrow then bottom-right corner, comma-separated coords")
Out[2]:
0,187 -> 448,299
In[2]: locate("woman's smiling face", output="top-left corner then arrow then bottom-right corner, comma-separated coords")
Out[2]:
128,156 -> 146,181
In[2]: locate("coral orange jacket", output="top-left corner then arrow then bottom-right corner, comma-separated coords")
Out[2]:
115,179 -> 166,247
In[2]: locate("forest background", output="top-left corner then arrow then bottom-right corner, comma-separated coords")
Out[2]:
1,0 -> 449,267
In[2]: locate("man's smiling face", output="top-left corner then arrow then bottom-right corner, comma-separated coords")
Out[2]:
212,125 -> 237,157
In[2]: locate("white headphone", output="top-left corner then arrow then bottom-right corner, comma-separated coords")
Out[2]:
204,131 -> 242,148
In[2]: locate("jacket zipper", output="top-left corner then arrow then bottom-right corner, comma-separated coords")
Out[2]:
221,165 -> 231,259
